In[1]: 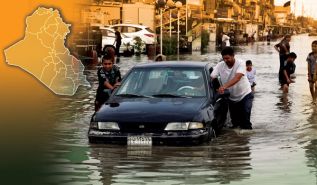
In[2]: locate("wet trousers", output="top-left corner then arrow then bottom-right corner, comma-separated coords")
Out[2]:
278,54 -> 287,83
228,92 -> 254,129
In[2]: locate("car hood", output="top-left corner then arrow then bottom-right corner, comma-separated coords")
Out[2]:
95,98 -> 207,123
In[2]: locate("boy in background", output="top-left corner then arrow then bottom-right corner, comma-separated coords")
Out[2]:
95,54 -> 121,111
306,40 -> 317,102
246,60 -> 256,92
281,52 -> 297,94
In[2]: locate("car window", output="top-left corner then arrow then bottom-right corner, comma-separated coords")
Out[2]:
117,70 -> 145,94
127,26 -> 138,33
134,27 -> 142,32
120,26 -> 128,33
145,28 -> 154,33
112,25 -> 143,33
101,29 -> 115,37
111,26 -> 123,33
116,68 -> 207,97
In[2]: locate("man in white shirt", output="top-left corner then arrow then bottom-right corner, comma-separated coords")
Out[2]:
211,47 -> 254,130
221,32 -> 230,48
246,60 -> 256,92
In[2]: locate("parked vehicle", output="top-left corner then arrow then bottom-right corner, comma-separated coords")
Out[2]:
109,24 -> 156,45
100,27 -> 134,55
72,24 -> 103,59
88,62 -> 229,145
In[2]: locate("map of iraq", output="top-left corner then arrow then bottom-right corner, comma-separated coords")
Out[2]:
4,7 -> 90,96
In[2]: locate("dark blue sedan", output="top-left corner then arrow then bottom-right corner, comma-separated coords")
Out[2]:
88,62 -> 228,145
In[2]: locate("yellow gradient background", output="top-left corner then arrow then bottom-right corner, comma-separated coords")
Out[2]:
0,1 -> 85,133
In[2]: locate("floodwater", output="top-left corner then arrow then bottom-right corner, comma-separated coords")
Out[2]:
49,34 -> 317,185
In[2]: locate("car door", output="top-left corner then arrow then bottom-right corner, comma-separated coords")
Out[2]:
207,65 -> 228,133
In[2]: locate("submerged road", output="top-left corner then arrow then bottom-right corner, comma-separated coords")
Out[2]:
49,34 -> 317,185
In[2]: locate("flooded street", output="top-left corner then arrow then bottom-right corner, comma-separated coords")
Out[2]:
49,34 -> 317,185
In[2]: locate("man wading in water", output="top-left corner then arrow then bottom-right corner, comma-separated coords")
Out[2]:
274,34 -> 291,84
211,47 -> 254,130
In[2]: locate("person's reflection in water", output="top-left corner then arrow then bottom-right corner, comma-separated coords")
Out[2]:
206,133 -> 252,184
305,139 -> 317,177
276,94 -> 292,113
304,106 -> 317,180
88,146 -> 127,185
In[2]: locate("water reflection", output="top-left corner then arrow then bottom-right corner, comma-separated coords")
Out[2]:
305,105 -> 317,176
305,139 -> 317,179
275,94 -> 293,113
88,132 -> 252,184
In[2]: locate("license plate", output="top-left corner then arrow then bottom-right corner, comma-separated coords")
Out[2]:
127,136 -> 152,145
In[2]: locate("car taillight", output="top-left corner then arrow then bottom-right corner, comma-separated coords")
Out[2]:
144,34 -> 154,37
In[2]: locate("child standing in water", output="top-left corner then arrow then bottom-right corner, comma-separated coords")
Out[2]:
306,40 -> 317,102
246,60 -> 256,92
95,54 -> 121,112
281,52 -> 297,94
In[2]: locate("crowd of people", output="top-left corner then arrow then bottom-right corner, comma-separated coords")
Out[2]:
218,29 -> 274,49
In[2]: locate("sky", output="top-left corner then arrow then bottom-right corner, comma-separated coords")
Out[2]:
275,0 -> 317,19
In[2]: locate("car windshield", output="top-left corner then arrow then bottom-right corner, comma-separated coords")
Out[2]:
115,67 -> 207,97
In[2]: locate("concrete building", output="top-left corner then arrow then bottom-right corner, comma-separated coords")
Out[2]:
274,5 -> 291,25
122,2 -> 155,29
78,0 -> 155,29
79,1 -> 122,25
273,4 -> 295,35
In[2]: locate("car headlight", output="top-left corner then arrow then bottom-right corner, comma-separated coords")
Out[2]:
90,122 -> 120,130
188,122 -> 204,129
164,122 -> 189,131
164,122 -> 204,131
98,122 -> 120,130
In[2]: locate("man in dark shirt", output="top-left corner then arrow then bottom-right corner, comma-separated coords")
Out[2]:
95,54 -> 121,111
114,27 -> 122,57
275,34 -> 291,83
281,52 -> 297,93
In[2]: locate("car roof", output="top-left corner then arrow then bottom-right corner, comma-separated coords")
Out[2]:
133,61 -> 209,68
110,24 -> 148,28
